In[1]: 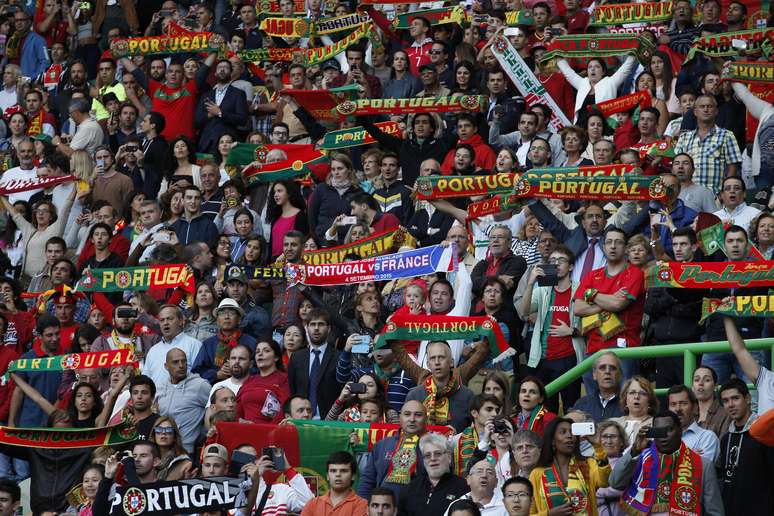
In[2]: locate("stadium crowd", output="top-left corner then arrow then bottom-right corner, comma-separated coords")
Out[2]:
0,0 -> 772,514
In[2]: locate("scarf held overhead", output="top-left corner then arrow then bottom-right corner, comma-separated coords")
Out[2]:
490,36 -> 569,132
0,420 -> 137,448
700,295 -> 774,323
75,264 -> 195,294
686,28 -> 774,62
241,149 -> 328,185
321,121 -> 401,150
302,228 -> 415,265
334,95 -> 487,118
374,312 -> 511,361
110,32 -> 223,57
646,261 -> 774,288
7,349 -> 136,375
285,244 -> 457,286
392,7 -> 465,29
590,1 -> 673,26
0,174 -> 75,195
415,173 -> 516,199
721,60 -> 774,84
511,175 -> 667,201
539,34 -> 655,68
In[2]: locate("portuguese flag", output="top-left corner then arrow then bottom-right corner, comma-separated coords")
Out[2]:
215,421 -> 453,495
225,143 -> 315,167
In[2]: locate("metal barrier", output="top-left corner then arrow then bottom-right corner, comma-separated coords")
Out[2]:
544,338 -> 774,397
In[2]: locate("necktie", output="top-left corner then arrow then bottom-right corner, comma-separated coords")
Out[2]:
309,349 -> 322,416
581,238 -> 598,278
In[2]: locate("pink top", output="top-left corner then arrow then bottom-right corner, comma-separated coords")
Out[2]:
271,214 -> 297,257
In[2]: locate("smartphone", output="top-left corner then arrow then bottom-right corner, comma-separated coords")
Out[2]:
116,307 -> 138,319
731,38 -> 747,50
229,450 -> 256,476
261,447 -> 285,471
646,426 -> 669,439
536,263 -> 558,287
549,28 -> 564,36
96,158 -> 105,174
571,422 -> 595,436
349,383 -> 367,394
0,293 -> 7,304
339,216 -> 357,225
152,232 -> 171,244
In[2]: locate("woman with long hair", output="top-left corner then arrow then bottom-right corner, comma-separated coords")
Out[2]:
483,370 -> 512,417
159,187 -> 184,224
383,50 -> 421,99
559,126 -> 593,167
309,153 -> 363,243
692,365 -> 731,438
282,322 -> 307,367
72,324 -> 102,353
184,282 -> 218,342
0,112 -> 28,152
635,71 -> 670,136
236,339 -> 290,423
213,132 -> 236,180
70,463 -> 104,516
326,372 -> 398,422
494,147 -> 518,173
595,420 -> 628,516
266,180 -> 308,259
121,190 -> 146,241
150,415 -> 193,481
162,136 -> 200,192
530,417 -> 610,515
514,376 -> 557,438
648,50 -> 679,115
611,375 -> 658,449
583,112 -> 614,160
452,60 -> 479,95
751,212 -> 774,260
227,208 -> 257,262
0,200 -> 31,276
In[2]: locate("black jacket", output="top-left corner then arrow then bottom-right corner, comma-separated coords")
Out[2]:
408,206 -> 455,247
471,252 -> 528,300
644,286 -> 706,343
373,181 -> 414,225
361,118 -> 454,187
398,471 -> 469,516
194,85 -> 248,153
308,182 -> 364,243
139,135 -> 168,199
287,345 -> 343,418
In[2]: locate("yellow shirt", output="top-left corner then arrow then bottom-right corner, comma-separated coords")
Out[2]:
91,82 -> 127,120
529,447 -> 610,516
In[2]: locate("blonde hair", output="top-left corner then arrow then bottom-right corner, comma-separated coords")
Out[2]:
71,150 -> 95,182
327,152 -> 358,185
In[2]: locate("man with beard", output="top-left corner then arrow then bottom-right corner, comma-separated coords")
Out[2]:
94,442 -> 162,515
399,432 -> 468,516
91,303 -> 160,369
193,299 -> 256,384
610,410 -> 724,516
194,59 -> 247,153
3,138 -> 40,203
270,232 -> 306,332
358,400 -> 428,500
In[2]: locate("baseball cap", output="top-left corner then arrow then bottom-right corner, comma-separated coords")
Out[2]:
202,443 -> 228,463
225,265 -> 248,285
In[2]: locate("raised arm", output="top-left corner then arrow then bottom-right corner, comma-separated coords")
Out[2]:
9,373 -> 57,418
458,340 -> 491,384
731,81 -> 772,120
389,341 -> 429,385
95,367 -> 130,427
724,315 -> 760,383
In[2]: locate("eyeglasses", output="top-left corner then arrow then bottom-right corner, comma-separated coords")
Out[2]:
470,468 -> 496,476
429,50 -> 443,55
35,208 -> 51,214
600,433 -> 621,441
504,492 -> 531,500
422,451 -> 446,460
154,426 -> 175,434
627,390 -> 649,398
548,257 -> 569,264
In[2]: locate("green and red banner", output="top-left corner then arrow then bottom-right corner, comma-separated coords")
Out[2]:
511,175 -> 667,201
643,140 -> 676,159
467,193 -> 523,219
700,295 -> 774,323
374,312 -> 511,360
242,149 -> 328,185
302,228 -> 416,265
0,420 -> 137,448
415,173 -> 516,200
225,143 -> 314,167
504,10 -> 535,26
722,60 -> 774,84
540,34 -> 655,68
76,264 -> 194,294
306,23 -> 374,65
320,121 -> 401,150
686,28 -> 774,61
591,91 -> 651,118
215,421 -> 454,495
697,223 -> 727,256
237,47 -> 298,62
524,164 -> 638,179
260,13 -> 369,37
590,1 -> 672,26
334,95 -> 487,118
282,85 -> 359,121
110,32 -> 223,58
646,261 -> 774,289
392,7 -> 465,29
7,349 -> 136,375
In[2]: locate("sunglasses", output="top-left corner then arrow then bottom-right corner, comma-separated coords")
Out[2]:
125,146 -> 139,152
154,426 -> 175,434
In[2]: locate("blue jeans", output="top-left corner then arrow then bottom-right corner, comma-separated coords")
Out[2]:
0,453 -> 29,482
701,351 -> 767,385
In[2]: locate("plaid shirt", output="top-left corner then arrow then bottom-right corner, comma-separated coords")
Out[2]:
674,125 -> 741,192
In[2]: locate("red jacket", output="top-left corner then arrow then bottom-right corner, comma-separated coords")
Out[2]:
76,233 -> 130,271
440,134 -> 497,174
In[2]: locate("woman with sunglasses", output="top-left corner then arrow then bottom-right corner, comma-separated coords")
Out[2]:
150,416 -> 193,480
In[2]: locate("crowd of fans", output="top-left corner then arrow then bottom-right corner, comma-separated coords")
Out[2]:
0,0 -> 772,514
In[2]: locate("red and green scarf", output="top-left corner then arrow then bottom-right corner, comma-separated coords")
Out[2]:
721,60 -> 774,85
5,30 -> 27,61
511,175 -> 667,201
415,173 -> 516,199
6,349 -> 136,376
646,261 -> 774,289
384,431 -> 421,484
214,330 -> 242,368
541,458 -> 592,515
518,405 -> 549,432
540,34 -> 655,69
27,110 -> 45,136
393,7 -> 465,29
622,442 -> 702,516
334,95 -> 487,118
453,425 -> 479,476
0,419 -> 137,448
700,295 -> 774,323
110,32 -> 224,58
590,1 -> 672,26
590,91 -> 651,128
524,164 -> 638,180
423,372 -> 461,426
685,28 -> 774,62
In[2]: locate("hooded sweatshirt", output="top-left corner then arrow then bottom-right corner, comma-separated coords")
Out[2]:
440,134 -> 497,174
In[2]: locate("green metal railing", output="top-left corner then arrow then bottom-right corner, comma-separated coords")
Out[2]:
545,338 -> 774,397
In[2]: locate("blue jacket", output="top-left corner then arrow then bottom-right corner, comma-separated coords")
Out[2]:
623,199 -> 697,253
191,333 -> 257,384
571,392 -> 623,423
14,350 -> 63,427
356,433 -> 425,501
20,31 -> 49,79
171,214 -> 219,246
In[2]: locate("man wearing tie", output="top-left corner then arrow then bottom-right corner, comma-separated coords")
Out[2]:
288,308 -> 343,419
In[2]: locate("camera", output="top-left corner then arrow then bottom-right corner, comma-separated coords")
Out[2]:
493,419 -> 510,434
349,383 -> 367,394
116,307 -> 138,319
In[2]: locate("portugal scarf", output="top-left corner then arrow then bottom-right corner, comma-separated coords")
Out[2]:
518,405 -> 549,432
214,330 -> 242,368
700,295 -> 774,323
384,432 -> 420,484
542,458 -> 592,515
423,371 -> 461,427
511,175 -> 667,201
540,34 -> 655,69
721,60 -> 774,84
415,173 -> 516,199
334,95 -> 487,118
590,1 -> 672,26
622,442 -> 702,516
27,110 -> 45,136
454,425 -> 479,476
646,261 -> 774,289
685,28 -> 774,62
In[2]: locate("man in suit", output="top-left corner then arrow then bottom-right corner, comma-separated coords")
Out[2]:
288,308 -> 343,419
194,59 -> 247,154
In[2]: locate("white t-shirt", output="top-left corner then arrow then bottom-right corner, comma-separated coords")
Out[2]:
757,366 -> 774,415
70,118 -> 104,156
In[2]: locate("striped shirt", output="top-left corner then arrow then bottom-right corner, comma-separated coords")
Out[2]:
674,125 -> 742,192
336,351 -> 415,413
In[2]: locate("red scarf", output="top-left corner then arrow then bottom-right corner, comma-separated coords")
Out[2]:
27,110 -> 46,136
214,330 -> 242,368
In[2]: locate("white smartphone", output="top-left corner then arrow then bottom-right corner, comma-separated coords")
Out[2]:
571,422 -> 596,436
339,216 -> 357,225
